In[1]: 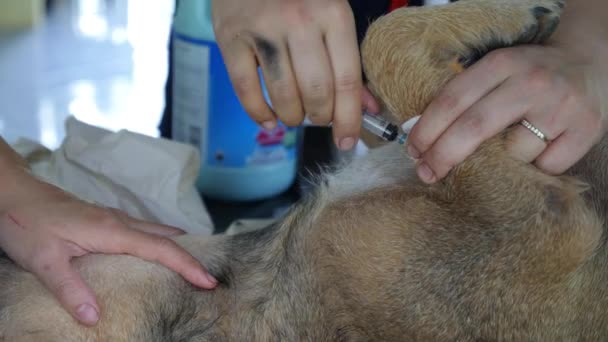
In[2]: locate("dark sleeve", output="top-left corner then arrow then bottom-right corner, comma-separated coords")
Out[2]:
349,0 -> 426,45
348,0 -> 391,45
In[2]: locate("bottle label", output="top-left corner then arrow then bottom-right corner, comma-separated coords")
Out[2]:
171,33 -> 298,168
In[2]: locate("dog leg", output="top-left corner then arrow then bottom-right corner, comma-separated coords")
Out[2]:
361,0 -> 565,124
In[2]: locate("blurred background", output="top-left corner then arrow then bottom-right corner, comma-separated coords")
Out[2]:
0,0 -> 175,147
0,0 -> 337,231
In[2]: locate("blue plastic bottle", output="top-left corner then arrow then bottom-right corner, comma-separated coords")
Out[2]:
171,0 -> 300,202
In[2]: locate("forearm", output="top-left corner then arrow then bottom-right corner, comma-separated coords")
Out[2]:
0,137 -> 30,194
0,136 -> 28,170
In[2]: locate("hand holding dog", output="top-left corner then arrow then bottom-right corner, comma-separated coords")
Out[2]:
0,139 -> 217,327
212,0 -> 379,151
407,43 -> 607,184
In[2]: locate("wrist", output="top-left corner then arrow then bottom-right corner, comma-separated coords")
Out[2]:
550,2 -> 608,63
0,160 -> 34,213
0,137 -> 30,184
0,166 -> 30,210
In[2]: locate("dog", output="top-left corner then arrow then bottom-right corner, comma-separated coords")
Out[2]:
2,0 -> 608,340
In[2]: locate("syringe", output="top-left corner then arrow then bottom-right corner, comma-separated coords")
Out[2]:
361,113 -> 420,145
361,112 -> 399,142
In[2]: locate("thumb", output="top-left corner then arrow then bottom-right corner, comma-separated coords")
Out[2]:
34,256 -> 100,326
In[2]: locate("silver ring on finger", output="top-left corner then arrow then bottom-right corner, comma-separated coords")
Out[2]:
520,119 -> 550,143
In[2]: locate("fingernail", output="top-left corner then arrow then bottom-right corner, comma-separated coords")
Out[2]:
76,303 -> 99,325
262,121 -> 276,130
201,271 -> 218,288
339,137 -> 356,151
407,144 -> 421,159
417,162 -> 437,183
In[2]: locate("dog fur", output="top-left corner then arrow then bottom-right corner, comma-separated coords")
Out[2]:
2,0 -> 608,340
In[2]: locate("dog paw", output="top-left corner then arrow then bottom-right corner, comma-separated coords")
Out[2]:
360,0 -> 566,121
520,0 -> 564,44
454,0 -> 565,67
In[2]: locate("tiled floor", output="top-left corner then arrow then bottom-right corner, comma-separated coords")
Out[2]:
0,0 -> 175,149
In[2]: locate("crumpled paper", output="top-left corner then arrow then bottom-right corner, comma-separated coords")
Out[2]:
11,116 -> 213,235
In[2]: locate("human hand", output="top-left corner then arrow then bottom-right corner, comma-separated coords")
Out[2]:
406,45 -> 607,183
212,0 -> 373,150
0,170 -> 217,327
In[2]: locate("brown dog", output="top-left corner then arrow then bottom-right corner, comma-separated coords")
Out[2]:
2,0 -> 608,340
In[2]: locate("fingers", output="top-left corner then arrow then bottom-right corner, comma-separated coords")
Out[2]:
414,75 -> 538,182
505,124 -> 548,163
221,40 -> 276,129
408,49 -> 517,159
254,35 -> 305,127
362,86 -> 380,114
107,208 -> 185,237
534,132 -> 583,174
0,215 -> 100,326
215,1 -> 363,149
50,207 -> 217,290
99,227 -> 217,290
125,219 -> 185,237
288,28 -> 334,126
121,216 -> 185,237
534,112 -> 601,174
33,251 -> 100,326
323,6 -> 362,150
406,46 -> 604,182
